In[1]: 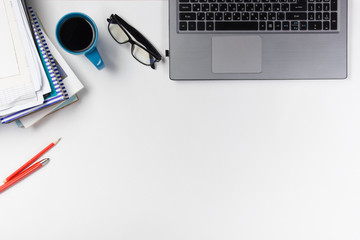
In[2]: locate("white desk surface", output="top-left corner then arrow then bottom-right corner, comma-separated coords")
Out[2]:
1,1 -> 359,239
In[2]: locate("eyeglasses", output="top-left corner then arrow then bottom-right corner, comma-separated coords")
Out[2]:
107,14 -> 162,69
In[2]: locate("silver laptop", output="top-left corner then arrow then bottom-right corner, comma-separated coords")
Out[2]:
169,0 -> 347,80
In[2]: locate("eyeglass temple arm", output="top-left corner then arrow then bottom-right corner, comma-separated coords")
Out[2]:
112,14 -> 162,60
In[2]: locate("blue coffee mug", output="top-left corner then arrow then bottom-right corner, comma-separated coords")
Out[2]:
56,12 -> 104,70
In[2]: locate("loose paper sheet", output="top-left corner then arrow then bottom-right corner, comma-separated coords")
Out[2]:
0,0 -> 19,78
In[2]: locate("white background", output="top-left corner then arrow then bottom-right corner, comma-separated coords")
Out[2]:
0,1 -> 359,240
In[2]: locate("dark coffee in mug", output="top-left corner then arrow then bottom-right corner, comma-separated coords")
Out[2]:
59,17 -> 95,52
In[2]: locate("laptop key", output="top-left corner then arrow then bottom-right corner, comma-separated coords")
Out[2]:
290,3 -> 307,11
268,12 -> 276,20
179,13 -> 196,20
323,3 -> 330,11
331,12 -> 337,30
308,3 -> 315,11
179,22 -> 188,30
224,12 -> 232,20
210,3 -> 219,11
316,3 -> 322,11
229,3 -> 237,11
286,12 -> 306,20
260,21 -> 266,30
260,12 -> 268,20
308,12 -> 314,20
308,21 -> 322,30
264,3 -> 271,11
255,3 -> 263,11
272,3 -> 281,11
233,12 -> 241,20
282,21 -> 290,30
316,12 -> 322,20
197,12 -> 205,20
282,3 -> 289,11
323,21 -> 330,30
300,21 -> 307,30
188,22 -> 197,30
277,12 -> 285,20
215,21 -> 258,30
323,12 -> 330,20
206,21 -> 214,30
251,12 -> 259,20
197,22 -> 206,30
275,21 -> 281,30
202,3 -> 210,11
179,4 -> 192,11
242,12 -> 250,20
291,21 -> 299,30
206,12 -> 215,20
215,12 -> 224,20
331,0 -> 337,11
193,3 -> 201,11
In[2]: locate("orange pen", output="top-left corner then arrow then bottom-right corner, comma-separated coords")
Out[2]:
3,138 -> 60,183
0,159 -> 50,194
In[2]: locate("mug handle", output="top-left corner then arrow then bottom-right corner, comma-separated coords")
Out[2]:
85,47 -> 105,70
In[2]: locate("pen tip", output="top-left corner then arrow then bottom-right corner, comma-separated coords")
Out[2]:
40,158 -> 50,166
54,138 -> 61,145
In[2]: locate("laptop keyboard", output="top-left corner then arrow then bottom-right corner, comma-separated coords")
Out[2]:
178,0 -> 338,32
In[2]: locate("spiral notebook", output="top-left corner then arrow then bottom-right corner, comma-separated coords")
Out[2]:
1,6 -> 67,124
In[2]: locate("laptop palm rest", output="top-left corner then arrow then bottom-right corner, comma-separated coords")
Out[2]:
212,36 -> 262,74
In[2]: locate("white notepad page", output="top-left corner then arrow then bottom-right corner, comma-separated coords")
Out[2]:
0,0 -> 19,79
0,0 -> 43,110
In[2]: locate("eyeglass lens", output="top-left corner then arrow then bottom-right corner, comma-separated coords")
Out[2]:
108,22 -> 129,43
132,44 -> 155,65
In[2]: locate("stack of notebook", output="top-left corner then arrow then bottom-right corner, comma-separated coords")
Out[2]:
0,0 -> 83,128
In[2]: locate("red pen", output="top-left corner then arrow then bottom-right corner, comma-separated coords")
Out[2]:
3,138 -> 60,183
0,158 -> 50,194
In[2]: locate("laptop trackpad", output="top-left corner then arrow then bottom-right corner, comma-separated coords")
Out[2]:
212,36 -> 262,74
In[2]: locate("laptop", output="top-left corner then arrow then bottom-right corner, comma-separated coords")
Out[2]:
169,0 -> 347,80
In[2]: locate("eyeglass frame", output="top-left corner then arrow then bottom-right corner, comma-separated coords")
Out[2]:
107,14 -> 162,69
